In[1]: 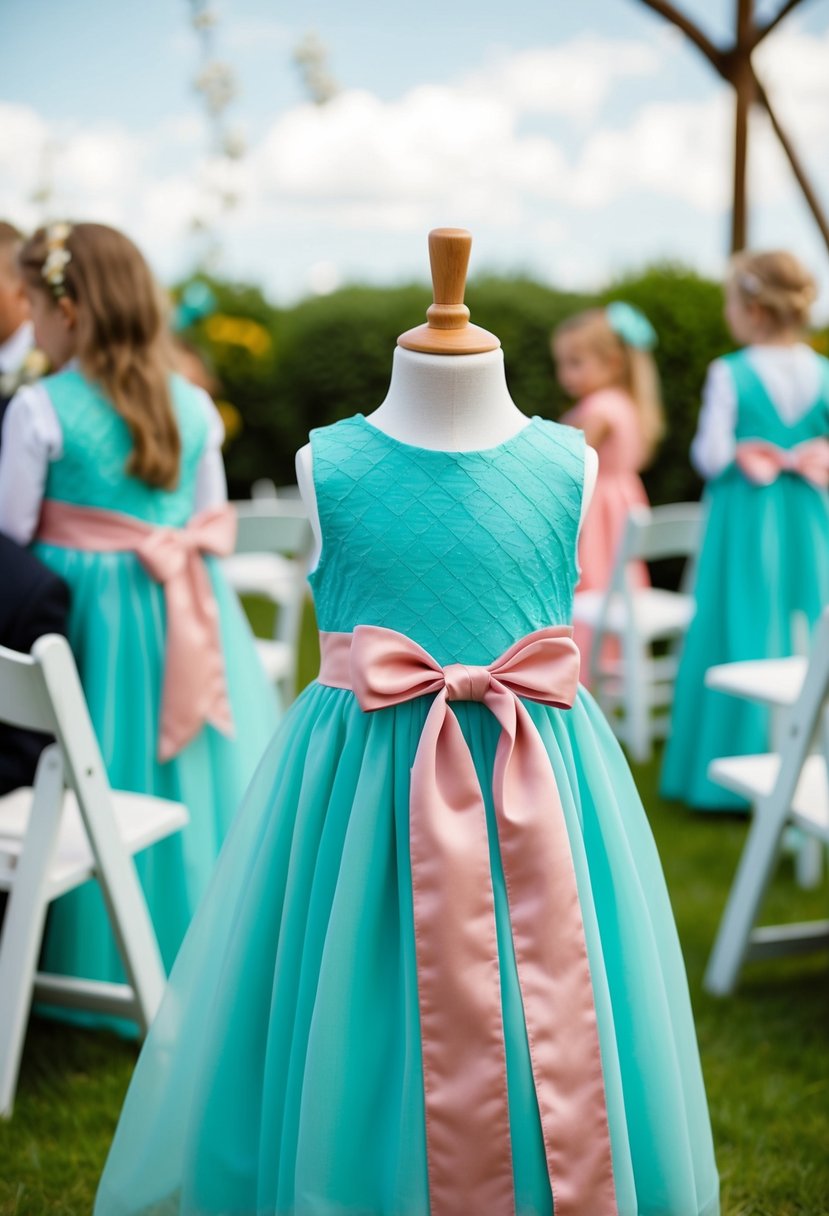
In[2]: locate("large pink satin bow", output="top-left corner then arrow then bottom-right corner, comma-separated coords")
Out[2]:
319,625 -> 617,1216
38,499 -> 236,760
736,437 -> 829,488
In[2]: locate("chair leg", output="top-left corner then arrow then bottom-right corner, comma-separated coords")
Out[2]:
624,636 -> 651,764
0,748 -> 65,1118
794,834 -> 824,890
82,802 -> 167,1033
704,799 -> 787,996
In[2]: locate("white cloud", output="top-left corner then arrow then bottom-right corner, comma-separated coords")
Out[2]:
566,95 -> 732,210
463,37 -> 660,121
2,24 -> 828,300
756,25 -> 829,140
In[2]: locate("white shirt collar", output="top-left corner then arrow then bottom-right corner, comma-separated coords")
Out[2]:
0,321 -> 34,374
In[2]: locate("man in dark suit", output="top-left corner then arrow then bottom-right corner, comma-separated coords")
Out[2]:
0,532 -> 70,793
0,220 -> 33,445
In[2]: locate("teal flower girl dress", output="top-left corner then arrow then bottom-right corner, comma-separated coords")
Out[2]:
32,368 -> 279,1008
96,415 -> 718,1216
662,350 -> 829,810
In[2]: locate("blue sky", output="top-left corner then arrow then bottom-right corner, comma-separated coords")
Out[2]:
3,1 -> 829,310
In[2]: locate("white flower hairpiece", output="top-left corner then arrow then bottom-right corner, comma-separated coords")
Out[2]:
739,270 -> 763,297
42,222 -> 72,298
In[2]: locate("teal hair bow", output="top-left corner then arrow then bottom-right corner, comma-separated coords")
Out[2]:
606,301 -> 657,351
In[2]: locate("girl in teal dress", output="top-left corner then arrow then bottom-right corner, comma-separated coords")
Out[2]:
0,222 -> 279,1016
95,406 -> 718,1215
662,250 -> 829,810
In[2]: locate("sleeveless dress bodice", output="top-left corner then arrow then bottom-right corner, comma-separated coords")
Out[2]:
42,368 -> 207,525
310,414 -> 584,665
727,348 -> 829,448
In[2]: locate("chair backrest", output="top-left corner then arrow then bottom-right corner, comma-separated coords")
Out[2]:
0,644 -> 56,736
232,500 -> 314,559
250,478 -> 279,501
0,635 -> 111,802
619,503 -> 703,566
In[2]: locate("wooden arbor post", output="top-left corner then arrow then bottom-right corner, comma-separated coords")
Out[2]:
637,0 -> 828,255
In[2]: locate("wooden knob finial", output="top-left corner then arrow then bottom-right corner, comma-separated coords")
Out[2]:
398,227 -> 500,355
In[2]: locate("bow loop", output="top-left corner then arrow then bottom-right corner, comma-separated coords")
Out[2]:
351,625 -> 445,710
489,627 -> 581,706
736,438 -> 829,489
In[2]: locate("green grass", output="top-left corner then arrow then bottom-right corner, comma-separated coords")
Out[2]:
2,606 -> 827,1215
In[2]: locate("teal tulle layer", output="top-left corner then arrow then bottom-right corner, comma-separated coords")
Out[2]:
662,470 -> 829,810
33,543 -> 280,1029
96,682 -> 718,1216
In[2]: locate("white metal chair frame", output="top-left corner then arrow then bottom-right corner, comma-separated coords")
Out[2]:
575,502 -> 703,763
223,498 -> 314,703
0,635 -> 187,1117
704,607 -> 829,996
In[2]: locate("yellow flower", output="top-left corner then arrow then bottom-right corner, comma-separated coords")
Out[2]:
22,349 -> 49,378
216,399 -> 243,444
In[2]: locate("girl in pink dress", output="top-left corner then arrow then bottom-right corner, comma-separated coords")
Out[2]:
553,303 -> 664,673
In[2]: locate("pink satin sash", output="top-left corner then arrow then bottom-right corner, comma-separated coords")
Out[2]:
735,437 -> 829,488
319,624 -> 617,1216
38,499 -> 236,761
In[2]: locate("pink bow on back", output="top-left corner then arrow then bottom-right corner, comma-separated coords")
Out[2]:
320,624 -> 618,1216
38,500 -> 237,760
736,438 -> 829,488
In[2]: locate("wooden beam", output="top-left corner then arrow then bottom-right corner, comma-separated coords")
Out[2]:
753,72 -> 829,254
636,0 -> 727,75
730,0 -> 755,251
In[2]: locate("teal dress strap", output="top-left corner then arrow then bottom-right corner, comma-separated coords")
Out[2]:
723,349 -> 829,447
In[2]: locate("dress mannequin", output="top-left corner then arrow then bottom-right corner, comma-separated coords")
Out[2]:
297,228 -> 597,566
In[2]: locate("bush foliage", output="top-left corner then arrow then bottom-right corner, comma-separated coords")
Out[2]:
181,265 -> 735,503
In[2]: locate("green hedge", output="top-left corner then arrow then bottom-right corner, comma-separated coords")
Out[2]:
180,266 -> 736,503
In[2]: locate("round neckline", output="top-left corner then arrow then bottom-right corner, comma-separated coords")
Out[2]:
354,412 -> 539,456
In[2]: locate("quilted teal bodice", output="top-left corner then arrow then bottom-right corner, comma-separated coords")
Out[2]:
309,414 -> 585,666
43,369 -> 208,526
727,349 -> 829,448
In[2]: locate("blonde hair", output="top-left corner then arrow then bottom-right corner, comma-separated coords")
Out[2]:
0,221 -> 23,279
553,308 -> 665,456
19,222 -> 180,490
729,249 -> 816,331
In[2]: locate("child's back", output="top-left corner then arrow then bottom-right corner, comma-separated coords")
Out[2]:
662,251 -> 829,810
0,222 -> 280,1025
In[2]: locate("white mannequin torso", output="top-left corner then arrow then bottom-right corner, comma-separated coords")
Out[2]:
296,346 -> 598,569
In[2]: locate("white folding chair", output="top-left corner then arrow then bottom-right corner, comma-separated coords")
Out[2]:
223,499 -> 314,702
572,503 -> 703,762
705,650 -> 819,888
0,634 -> 188,1117
704,607 -> 829,996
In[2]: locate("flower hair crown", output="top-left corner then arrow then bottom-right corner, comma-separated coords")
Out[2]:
42,222 -> 72,298
606,301 -> 657,351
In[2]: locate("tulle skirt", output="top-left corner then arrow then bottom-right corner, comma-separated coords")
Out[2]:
661,469 -> 829,810
95,681 -> 718,1215
33,544 -> 280,1022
